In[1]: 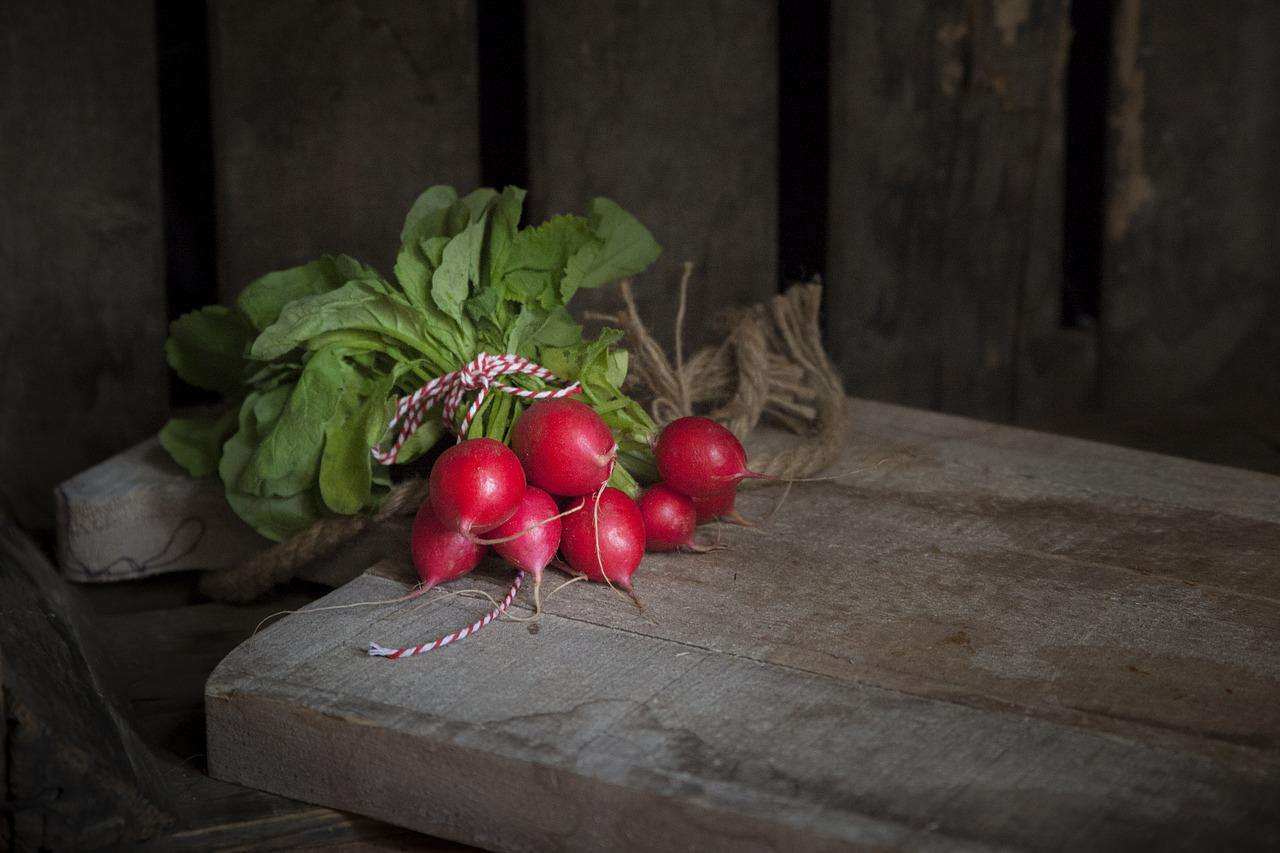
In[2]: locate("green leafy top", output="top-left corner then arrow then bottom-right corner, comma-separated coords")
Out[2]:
160,186 -> 661,541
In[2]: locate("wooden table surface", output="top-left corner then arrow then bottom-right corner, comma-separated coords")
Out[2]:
204,399 -> 1280,850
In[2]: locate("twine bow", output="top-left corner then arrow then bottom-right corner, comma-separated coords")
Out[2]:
371,352 -> 580,464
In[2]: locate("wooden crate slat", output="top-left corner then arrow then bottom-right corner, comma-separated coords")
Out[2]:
208,0 -> 482,300
525,0 -> 778,350
1101,0 -> 1280,420
0,0 -> 168,531
827,1 -> 1081,422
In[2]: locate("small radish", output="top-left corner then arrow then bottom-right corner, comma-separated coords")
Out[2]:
511,398 -> 617,496
429,437 -> 526,535
692,487 -> 753,527
483,486 -> 562,610
638,483 -> 717,552
560,487 -> 645,590
654,416 -> 765,499
411,501 -> 488,589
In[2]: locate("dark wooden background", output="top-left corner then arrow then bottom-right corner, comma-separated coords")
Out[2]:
3,0 -> 1278,535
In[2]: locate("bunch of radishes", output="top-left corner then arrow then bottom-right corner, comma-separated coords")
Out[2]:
410,397 -> 763,605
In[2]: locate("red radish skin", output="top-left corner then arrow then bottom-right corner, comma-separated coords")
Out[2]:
560,487 -> 645,589
691,487 -> 754,527
485,486 -> 562,579
692,487 -> 734,524
411,502 -> 488,590
429,437 -> 526,535
654,416 -> 765,499
512,398 -> 617,497
638,483 -> 715,552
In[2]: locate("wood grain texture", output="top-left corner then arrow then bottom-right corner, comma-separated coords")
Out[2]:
525,0 -> 778,350
827,1 -> 1077,422
208,399 -> 1280,850
1101,0 -> 1280,432
208,0 -> 482,300
0,0 -> 167,532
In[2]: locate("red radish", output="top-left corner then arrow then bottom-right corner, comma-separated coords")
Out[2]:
654,416 -> 765,499
560,487 -> 645,590
692,487 -> 753,527
429,437 -> 526,535
485,486 -> 562,579
638,483 -> 716,552
511,398 -> 617,496
692,487 -> 734,524
411,501 -> 488,589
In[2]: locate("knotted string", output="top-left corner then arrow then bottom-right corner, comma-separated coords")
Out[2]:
371,352 -> 581,463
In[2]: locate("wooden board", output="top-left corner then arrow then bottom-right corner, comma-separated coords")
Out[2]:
56,437 -> 266,583
207,399 -> 1280,849
55,435 -> 407,590
827,1 -> 1083,422
525,0 -> 778,351
1101,0 -> 1280,426
208,0 -> 482,299
0,0 -> 167,532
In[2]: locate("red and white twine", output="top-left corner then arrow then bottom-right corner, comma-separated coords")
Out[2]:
368,571 -> 525,659
366,353 -> 576,657
371,352 -> 580,464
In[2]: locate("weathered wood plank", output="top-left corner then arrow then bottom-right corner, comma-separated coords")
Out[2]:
208,0 -> 482,299
207,399 -> 1280,849
56,435 -> 410,589
1102,0 -> 1280,428
525,0 -> 778,350
0,518 -> 170,850
827,1 -> 1078,422
56,437 -> 266,583
0,0 -> 167,532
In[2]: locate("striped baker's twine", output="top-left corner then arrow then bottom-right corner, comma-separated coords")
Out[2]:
371,352 -> 580,464
368,571 -> 525,659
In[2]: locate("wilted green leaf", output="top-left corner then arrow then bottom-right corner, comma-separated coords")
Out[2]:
319,373 -> 393,514
219,392 -> 327,541
248,347 -> 354,497
501,215 -> 595,282
237,255 -> 381,331
507,305 -> 581,356
561,197 -> 661,300
251,280 -> 450,367
165,306 -> 255,393
400,185 -> 458,244
485,186 -> 526,284
459,188 -> 498,221
159,408 -> 238,478
432,214 -> 487,321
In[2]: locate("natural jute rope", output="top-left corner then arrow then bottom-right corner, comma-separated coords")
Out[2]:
199,476 -> 432,602
603,266 -> 848,481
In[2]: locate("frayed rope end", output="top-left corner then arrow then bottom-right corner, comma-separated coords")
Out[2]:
368,642 -> 398,657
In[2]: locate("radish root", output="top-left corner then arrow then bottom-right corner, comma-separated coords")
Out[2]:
254,581 -> 499,635
468,502 -> 582,545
